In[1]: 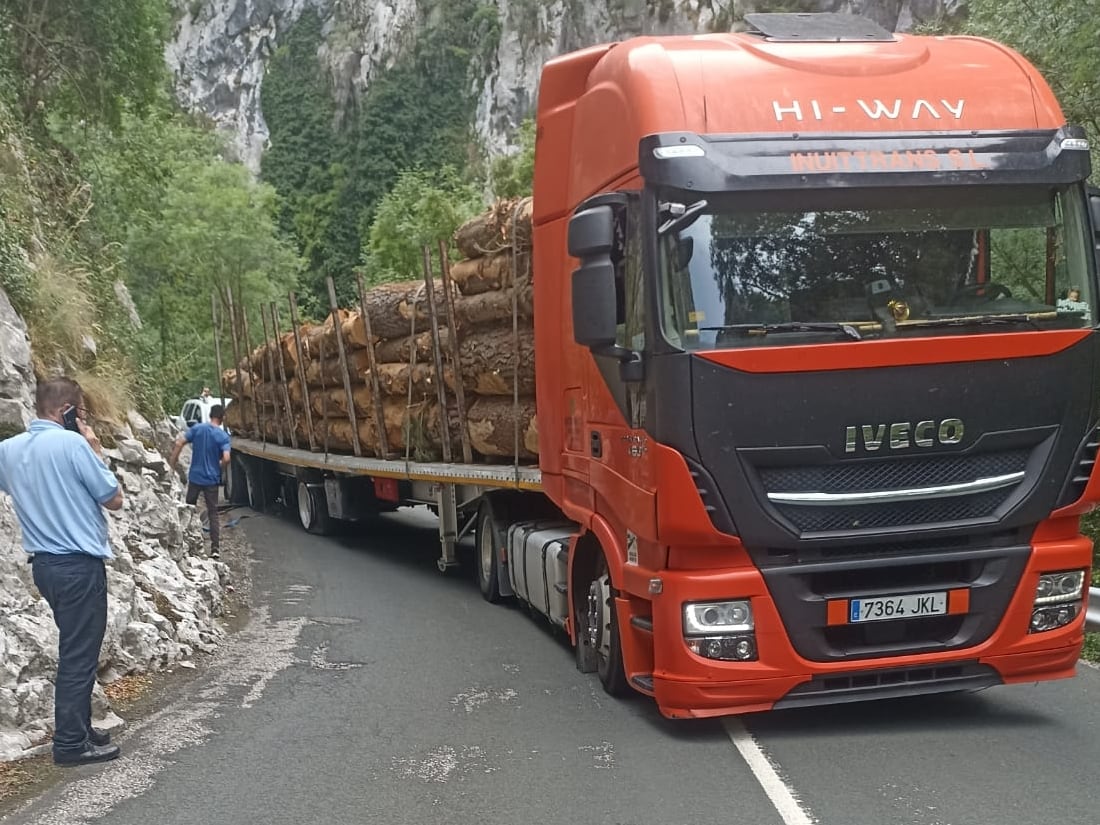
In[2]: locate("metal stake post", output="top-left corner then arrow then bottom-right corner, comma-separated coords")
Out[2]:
269,302 -> 299,449
437,240 -> 472,464
355,272 -> 391,460
288,292 -> 317,451
259,305 -> 285,445
325,277 -> 362,456
422,246 -> 453,465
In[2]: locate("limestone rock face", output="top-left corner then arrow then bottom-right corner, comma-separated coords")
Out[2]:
0,386 -> 229,762
167,0 -> 968,170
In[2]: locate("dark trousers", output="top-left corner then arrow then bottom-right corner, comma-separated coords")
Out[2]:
31,553 -> 107,758
186,482 -> 220,551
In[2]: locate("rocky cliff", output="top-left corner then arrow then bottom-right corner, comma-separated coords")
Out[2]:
0,292 -> 228,762
168,0 -> 967,172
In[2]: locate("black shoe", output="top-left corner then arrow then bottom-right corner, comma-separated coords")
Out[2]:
54,742 -> 120,767
89,727 -> 111,746
210,549 -> 220,559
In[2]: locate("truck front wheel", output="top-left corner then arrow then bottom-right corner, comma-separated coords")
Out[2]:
584,556 -> 629,696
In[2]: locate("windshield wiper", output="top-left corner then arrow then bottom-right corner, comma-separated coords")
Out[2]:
897,314 -> 1047,332
699,322 -> 863,341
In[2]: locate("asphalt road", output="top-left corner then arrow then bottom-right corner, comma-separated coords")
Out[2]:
7,508 -> 1100,825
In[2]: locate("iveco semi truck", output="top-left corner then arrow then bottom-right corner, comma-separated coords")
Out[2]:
228,13 -> 1100,717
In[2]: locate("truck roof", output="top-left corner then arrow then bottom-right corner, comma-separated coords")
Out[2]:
534,30 -> 1066,221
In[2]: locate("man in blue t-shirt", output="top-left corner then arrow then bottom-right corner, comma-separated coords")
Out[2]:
169,405 -> 231,557
0,377 -> 124,766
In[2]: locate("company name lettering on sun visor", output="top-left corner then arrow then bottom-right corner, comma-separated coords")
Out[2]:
789,148 -> 990,173
772,98 -> 965,123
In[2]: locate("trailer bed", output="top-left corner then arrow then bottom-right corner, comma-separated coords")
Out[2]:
232,437 -> 543,492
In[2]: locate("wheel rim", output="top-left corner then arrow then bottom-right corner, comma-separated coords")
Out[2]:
297,481 -> 313,529
586,574 -> 613,664
225,461 -> 235,500
246,472 -> 258,509
478,514 -> 494,585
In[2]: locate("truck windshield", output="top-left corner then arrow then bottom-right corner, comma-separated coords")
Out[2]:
656,186 -> 1095,350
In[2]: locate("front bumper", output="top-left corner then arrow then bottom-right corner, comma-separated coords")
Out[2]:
634,536 -> 1089,719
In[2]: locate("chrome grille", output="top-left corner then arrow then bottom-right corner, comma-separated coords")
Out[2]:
759,449 -> 1031,494
774,489 -> 1007,533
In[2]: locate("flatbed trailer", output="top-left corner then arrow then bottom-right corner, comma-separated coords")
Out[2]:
228,436 -> 544,569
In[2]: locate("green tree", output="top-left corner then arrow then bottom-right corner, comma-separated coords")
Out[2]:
125,159 -> 302,403
364,166 -> 483,285
966,0 -> 1100,156
491,118 -> 535,198
6,0 -> 168,126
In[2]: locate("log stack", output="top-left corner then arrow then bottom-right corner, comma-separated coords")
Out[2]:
223,197 -> 538,463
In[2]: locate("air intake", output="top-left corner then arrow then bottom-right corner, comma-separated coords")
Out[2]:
1057,423 -> 1100,507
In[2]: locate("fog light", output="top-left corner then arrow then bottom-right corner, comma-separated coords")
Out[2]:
686,634 -> 758,661
1030,603 -> 1081,633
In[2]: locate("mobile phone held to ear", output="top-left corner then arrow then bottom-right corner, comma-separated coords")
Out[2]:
62,405 -> 80,432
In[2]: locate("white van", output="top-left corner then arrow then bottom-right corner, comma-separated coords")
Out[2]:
174,396 -> 232,430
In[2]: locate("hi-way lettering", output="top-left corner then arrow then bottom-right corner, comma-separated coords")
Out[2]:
773,98 -> 966,123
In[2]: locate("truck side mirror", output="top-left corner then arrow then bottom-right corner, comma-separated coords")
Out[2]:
568,204 -> 615,258
571,259 -> 618,349
569,205 -> 617,350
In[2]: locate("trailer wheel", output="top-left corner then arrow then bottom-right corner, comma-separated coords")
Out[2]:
297,480 -> 333,535
585,555 -> 629,696
244,461 -> 276,512
476,500 -> 504,603
225,456 -> 249,506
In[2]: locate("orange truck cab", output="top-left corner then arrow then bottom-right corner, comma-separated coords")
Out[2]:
532,13 -> 1100,717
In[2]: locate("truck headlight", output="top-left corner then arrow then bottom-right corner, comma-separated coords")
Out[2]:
683,600 -> 754,635
683,600 -> 757,661
1030,569 -> 1087,633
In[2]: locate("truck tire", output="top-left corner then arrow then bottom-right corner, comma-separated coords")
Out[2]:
476,499 -> 505,603
584,555 -> 629,696
244,461 -> 276,512
297,480 -> 333,535
225,456 -> 249,506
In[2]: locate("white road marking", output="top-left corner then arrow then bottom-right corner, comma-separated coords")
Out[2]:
723,718 -> 817,825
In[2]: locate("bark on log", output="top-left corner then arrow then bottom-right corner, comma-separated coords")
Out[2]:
452,282 -> 534,327
463,396 -> 538,459
453,196 -> 533,259
313,401 -> 442,458
454,325 -> 535,396
356,279 -> 453,340
303,349 -> 373,387
448,252 -> 528,296
374,327 -> 454,365
309,386 -> 374,419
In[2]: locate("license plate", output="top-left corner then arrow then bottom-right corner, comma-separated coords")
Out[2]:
848,591 -> 948,623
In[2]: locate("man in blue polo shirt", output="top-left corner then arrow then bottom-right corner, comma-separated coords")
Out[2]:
169,404 -> 230,557
0,378 -> 124,766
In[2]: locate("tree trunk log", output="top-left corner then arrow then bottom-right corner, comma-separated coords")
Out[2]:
452,282 -> 534,327
303,348 -> 374,387
374,327 -> 453,365
462,396 -> 538,460
448,252 -> 528,296
356,279 -> 453,340
453,324 -> 535,396
453,196 -> 533,259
